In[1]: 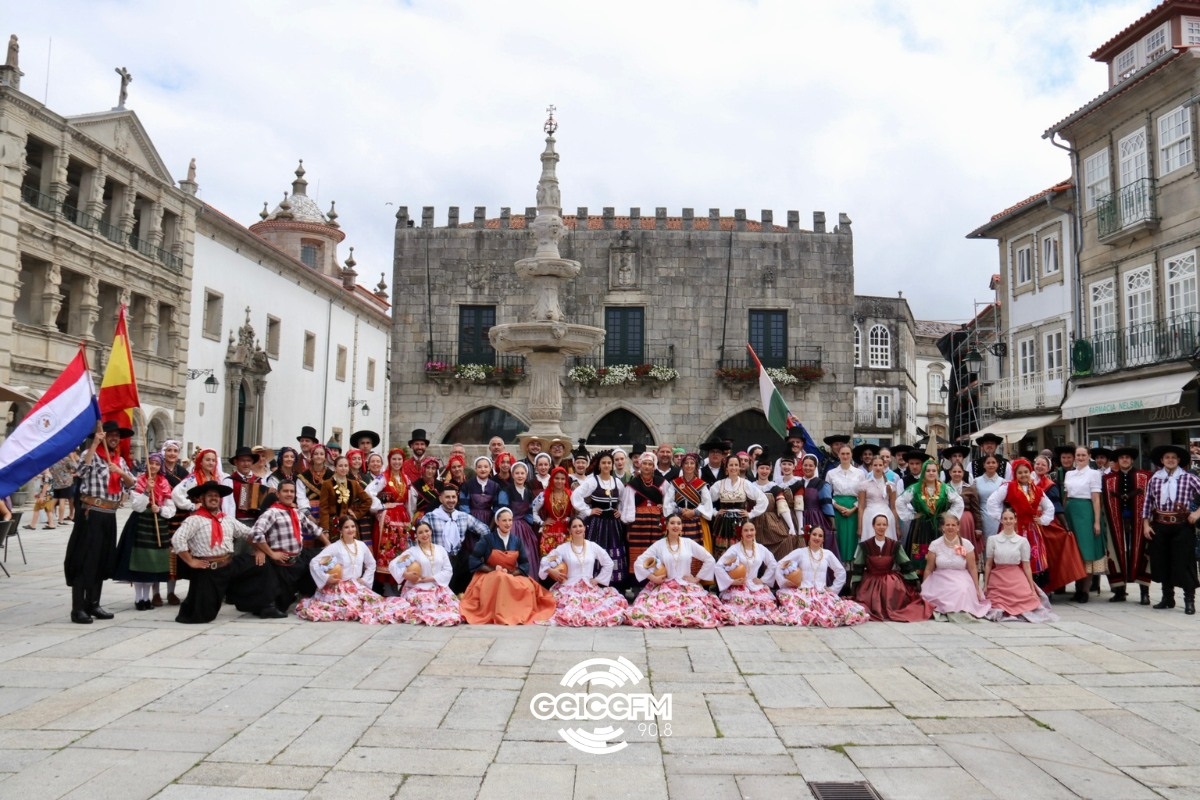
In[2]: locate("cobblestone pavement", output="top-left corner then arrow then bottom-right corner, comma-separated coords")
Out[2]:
1,522 -> 1199,799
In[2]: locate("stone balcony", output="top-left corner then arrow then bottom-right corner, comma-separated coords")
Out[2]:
985,369 -> 1065,414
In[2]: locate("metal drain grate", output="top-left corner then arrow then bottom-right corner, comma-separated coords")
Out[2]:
808,781 -> 884,800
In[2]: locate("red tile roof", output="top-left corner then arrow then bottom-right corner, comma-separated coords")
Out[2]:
1090,0 -> 1200,61
988,180 -> 1072,222
465,215 -> 793,233
1044,48 -> 1185,136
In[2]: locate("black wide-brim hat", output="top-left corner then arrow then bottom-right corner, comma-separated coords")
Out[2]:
1054,444 -> 1077,458
851,443 -> 876,462
187,480 -> 234,501
699,437 -> 729,453
351,429 -> 381,449
1151,444 -> 1190,467
408,428 -> 430,446
975,433 -> 1004,446
228,446 -> 261,465
904,450 -> 929,464
941,445 -> 970,459
101,420 -> 134,439
297,425 -> 318,442
823,434 -> 851,447
1091,447 -> 1114,460
1112,446 -> 1140,460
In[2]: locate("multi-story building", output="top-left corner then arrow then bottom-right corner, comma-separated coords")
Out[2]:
851,294 -> 919,447
913,319 -> 958,447
1046,0 -> 1200,451
1,52 -> 194,455
389,154 -> 857,451
967,181 -> 1074,452
182,162 -> 391,456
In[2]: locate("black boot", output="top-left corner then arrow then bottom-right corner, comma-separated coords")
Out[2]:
1186,592 -> 1196,616
1140,585 -> 1151,605
1109,587 -> 1127,602
1073,580 -> 1090,603
1154,587 -> 1176,609
86,583 -> 113,620
70,586 -> 91,623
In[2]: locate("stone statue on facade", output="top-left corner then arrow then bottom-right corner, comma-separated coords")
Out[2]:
5,35 -> 17,69
187,158 -> 196,182
114,66 -> 132,109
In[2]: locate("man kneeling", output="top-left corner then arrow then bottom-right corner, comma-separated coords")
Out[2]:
171,481 -> 284,623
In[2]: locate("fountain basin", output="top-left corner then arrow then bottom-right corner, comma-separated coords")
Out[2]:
489,322 -> 605,356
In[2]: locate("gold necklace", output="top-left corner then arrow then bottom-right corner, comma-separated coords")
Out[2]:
345,538 -> 358,557
420,543 -> 434,561
570,540 -> 587,567
741,541 -> 755,559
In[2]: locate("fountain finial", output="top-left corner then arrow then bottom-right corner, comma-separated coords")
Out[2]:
532,105 -> 563,258
543,104 -> 557,136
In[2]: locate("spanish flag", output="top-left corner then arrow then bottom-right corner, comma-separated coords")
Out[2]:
98,305 -> 140,459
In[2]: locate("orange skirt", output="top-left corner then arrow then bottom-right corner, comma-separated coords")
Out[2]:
1038,521 -> 1087,593
460,569 -> 556,625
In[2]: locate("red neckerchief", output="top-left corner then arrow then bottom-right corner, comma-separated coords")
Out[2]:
98,443 -> 123,494
197,507 -> 225,549
272,502 -> 301,546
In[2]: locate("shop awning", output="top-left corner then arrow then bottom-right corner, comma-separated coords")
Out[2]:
970,414 -> 1061,443
1061,371 -> 1196,419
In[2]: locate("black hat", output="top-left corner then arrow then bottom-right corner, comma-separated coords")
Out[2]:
101,420 -> 134,439
755,448 -> 772,466
1091,447 -> 1114,460
229,446 -> 260,465
823,434 -> 851,447
891,443 -> 913,456
1151,444 -> 1190,467
1054,444 -> 1077,458
408,428 -> 430,446
572,439 -> 590,460
297,425 -> 319,442
187,480 -> 234,501
1112,446 -> 1139,461
941,445 -> 970,459
351,429 -> 381,450
786,426 -> 806,441
904,449 -> 929,464
631,442 -> 647,457
976,433 -> 1004,446
699,437 -> 728,453
851,443 -> 876,462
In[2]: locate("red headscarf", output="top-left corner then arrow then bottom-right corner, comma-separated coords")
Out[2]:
192,449 -> 221,484
135,467 -> 172,507
1003,458 -> 1045,523
541,466 -> 572,521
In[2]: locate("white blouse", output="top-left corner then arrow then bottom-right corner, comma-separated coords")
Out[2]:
309,539 -> 376,589
776,547 -> 846,593
986,532 -> 1030,565
825,466 -> 863,496
983,484 -> 1055,524
539,540 -> 614,586
569,474 -> 625,515
388,543 -> 452,588
171,473 -> 236,517
1063,466 -> 1102,500
130,490 -> 176,518
714,541 -> 778,591
263,473 -> 313,512
633,538 -> 715,582
708,477 -> 769,518
928,536 -> 974,571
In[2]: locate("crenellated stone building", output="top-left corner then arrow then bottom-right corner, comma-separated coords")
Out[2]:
389,141 -> 859,452
0,57 -> 194,451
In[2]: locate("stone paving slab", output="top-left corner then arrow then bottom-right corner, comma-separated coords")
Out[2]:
0,529 -> 1198,798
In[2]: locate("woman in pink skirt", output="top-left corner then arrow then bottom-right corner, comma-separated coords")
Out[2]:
628,514 -> 725,628
714,520 -> 780,625
539,517 -> 629,626
387,521 -> 462,626
920,514 -> 991,619
984,508 -> 1058,623
297,516 -> 403,624
776,528 -> 869,627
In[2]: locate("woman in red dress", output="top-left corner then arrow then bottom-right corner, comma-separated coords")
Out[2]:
534,467 -> 574,556
372,447 -> 411,586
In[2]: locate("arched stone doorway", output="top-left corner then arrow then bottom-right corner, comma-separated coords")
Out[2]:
586,408 -> 654,446
442,407 -> 528,444
706,410 -> 785,455
222,308 -> 271,453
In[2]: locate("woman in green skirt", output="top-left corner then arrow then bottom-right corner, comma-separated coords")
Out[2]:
897,459 -> 964,574
113,453 -> 177,610
1061,444 -> 1106,602
825,444 -> 863,571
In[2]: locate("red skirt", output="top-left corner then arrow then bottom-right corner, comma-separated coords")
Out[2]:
1038,521 -> 1087,593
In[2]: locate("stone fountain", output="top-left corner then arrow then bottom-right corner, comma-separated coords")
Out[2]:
489,110 -> 605,442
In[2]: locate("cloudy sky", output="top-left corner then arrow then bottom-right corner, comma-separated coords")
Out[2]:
9,0 -> 1151,321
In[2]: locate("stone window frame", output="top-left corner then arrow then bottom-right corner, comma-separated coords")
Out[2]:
868,324 -> 891,369
1157,104 -> 1192,177
265,315 -> 281,359
1089,278 -> 1117,336
366,358 -> 377,392
1043,330 -> 1064,380
1041,233 -> 1060,278
1016,335 -> 1037,379
300,240 -> 322,269
335,345 -> 348,382
1083,149 -> 1110,211
854,325 -> 862,368
303,331 -> 316,371
1165,249 -> 1198,320
202,289 -> 223,341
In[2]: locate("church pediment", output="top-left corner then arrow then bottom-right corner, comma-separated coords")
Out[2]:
66,110 -> 173,185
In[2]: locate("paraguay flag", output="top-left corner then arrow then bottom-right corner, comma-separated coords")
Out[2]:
0,348 -> 100,497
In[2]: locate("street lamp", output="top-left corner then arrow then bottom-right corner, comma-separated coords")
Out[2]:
939,383 -> 949,400
186,369 -> 220,394
347,399 -> 369,417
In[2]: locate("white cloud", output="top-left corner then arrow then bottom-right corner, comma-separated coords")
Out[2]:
8,0 -> 1153,320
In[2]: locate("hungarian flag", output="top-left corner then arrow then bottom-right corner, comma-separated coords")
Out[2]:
748,344 -> 819,454
98,305 -> 140,460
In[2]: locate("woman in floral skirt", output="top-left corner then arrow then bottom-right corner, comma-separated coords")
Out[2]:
775,528 -> 869,627
571,450 -> 628,587
628,514 -> 725,628
539,517 -> 629,626
387,520 -> 461,626
714,520 -> 780,625
297,516 -> 401,624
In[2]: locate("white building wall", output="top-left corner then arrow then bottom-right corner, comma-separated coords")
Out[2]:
183,233 -> 390,456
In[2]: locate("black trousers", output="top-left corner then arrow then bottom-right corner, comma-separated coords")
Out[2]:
175,553 -> 277,624
63,508 -> 118,590
265,550 -> 317,610
1149,522 -> 1199,594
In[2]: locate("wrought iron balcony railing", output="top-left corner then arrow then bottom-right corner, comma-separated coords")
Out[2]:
1078,313 -> 1200,376
574,344 -> 676,370
1096,177 -> 1158,241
